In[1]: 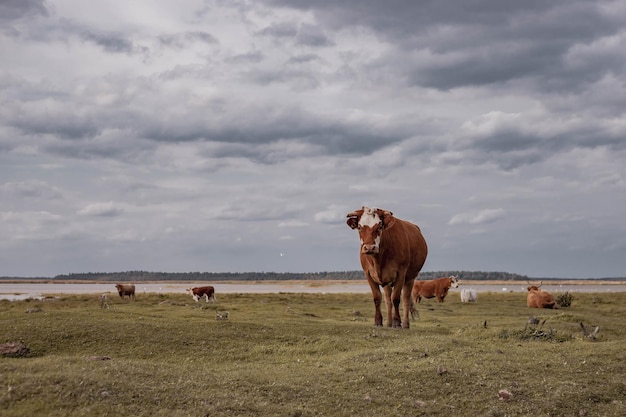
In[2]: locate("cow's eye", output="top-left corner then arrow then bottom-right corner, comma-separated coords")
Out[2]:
357,225 -> 362,231
378,224 -> 384,232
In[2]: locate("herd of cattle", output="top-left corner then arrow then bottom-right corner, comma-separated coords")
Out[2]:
107,206 -> 559,328
111,283 -> 217,303
345,206 -> 559,328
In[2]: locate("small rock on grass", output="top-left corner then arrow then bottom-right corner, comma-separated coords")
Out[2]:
0,342 -> 30,357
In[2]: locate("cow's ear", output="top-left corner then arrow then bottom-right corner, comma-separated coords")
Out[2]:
380,210 -> 396,228
346,210 -> 363,229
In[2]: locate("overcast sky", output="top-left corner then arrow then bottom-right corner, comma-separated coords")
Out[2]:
2,0 -> 626,278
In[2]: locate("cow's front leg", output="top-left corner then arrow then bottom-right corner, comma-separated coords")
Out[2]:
367,279 -> 383,326
383,286 -> 394,327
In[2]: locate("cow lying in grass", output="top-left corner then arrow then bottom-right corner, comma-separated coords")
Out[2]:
527,284 -> 558,309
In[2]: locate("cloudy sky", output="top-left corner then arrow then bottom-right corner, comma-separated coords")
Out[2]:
2,0 -> 626,278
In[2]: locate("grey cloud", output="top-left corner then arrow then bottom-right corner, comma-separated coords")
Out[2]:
245,67 -> 320,88
4,94 -> 413,163
43,135 -> 156,163
77,202 -> 124,217
295,23 -> 333,47
8,110 -> 101,140
454,109 -> 626,170
257,21 -> 332,47
80,30 -> 135,54
287,54 -> 322,64
229,51 -> 265,64
0,0 -> 49,22
141,107 -> 413,159
0,180 -> 62,201
158,31 -> 218,49
4,13 -> 145,56
449,208 -> 505,226
265,0 -> 626,91
257,21 -> 298,38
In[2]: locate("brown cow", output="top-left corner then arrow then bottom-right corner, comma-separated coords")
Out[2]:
412,275 -> 459,304
187,286 -> 216,303
347,206 -> 428,329
115,284 -> 135,300
527,284 -> 558,309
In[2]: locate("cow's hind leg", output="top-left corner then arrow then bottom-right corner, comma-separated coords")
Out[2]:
402,278 -> 416,328
388,285 -> 403,328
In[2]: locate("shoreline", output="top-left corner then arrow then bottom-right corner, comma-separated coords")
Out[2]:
0,279 -> 625,286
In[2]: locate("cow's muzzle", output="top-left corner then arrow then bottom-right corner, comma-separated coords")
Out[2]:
361,244 -> 379,255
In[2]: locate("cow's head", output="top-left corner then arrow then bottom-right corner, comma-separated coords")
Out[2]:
449,275 -> 459,288
346,206 -> 396,255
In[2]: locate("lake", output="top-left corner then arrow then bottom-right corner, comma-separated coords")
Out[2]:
1,280 -> 625,301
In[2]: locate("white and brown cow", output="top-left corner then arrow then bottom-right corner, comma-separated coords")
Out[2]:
115,284 -> 135,300
527,283 -> 558,309
347,206 -> 428,329
187,286 -> 216,303
412,275 -> 459,304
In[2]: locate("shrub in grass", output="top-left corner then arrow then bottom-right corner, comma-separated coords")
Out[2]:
556,291 -> 573,307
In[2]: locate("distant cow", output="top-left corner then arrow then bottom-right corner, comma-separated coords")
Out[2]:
347,206 -> 428,329
460,288 -> 478,303
527,284 -> 558,309
187,286 -> 216,303
99,293 -> 109,308
412,276 -> 459,304
115,284 -> 135,300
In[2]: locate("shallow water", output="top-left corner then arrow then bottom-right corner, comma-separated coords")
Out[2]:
0,281 -> 624,301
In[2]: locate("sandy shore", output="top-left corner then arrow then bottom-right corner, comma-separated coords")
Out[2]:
1,278 -> 624,286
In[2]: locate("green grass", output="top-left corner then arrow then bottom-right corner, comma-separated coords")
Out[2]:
1,290 -> 625,416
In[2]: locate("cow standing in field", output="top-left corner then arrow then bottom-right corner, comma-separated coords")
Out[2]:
460,288 -> 478,303
347,207 -> 428,329
527,284 -> 558,309
187,286 -> 216,303
115,284 -> 135,300
412,276 -> 459,304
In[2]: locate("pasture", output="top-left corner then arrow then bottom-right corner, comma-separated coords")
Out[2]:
1,290 -> 625,416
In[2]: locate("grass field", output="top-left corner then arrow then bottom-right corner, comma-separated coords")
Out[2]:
1,290 -> 625,416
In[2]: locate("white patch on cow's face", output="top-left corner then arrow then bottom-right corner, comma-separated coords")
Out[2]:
358,207 -> 383,254
359,207 -> 381,228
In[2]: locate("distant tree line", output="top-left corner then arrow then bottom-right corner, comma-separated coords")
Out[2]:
42,270 -> 537,282
2,271 -> 625,281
